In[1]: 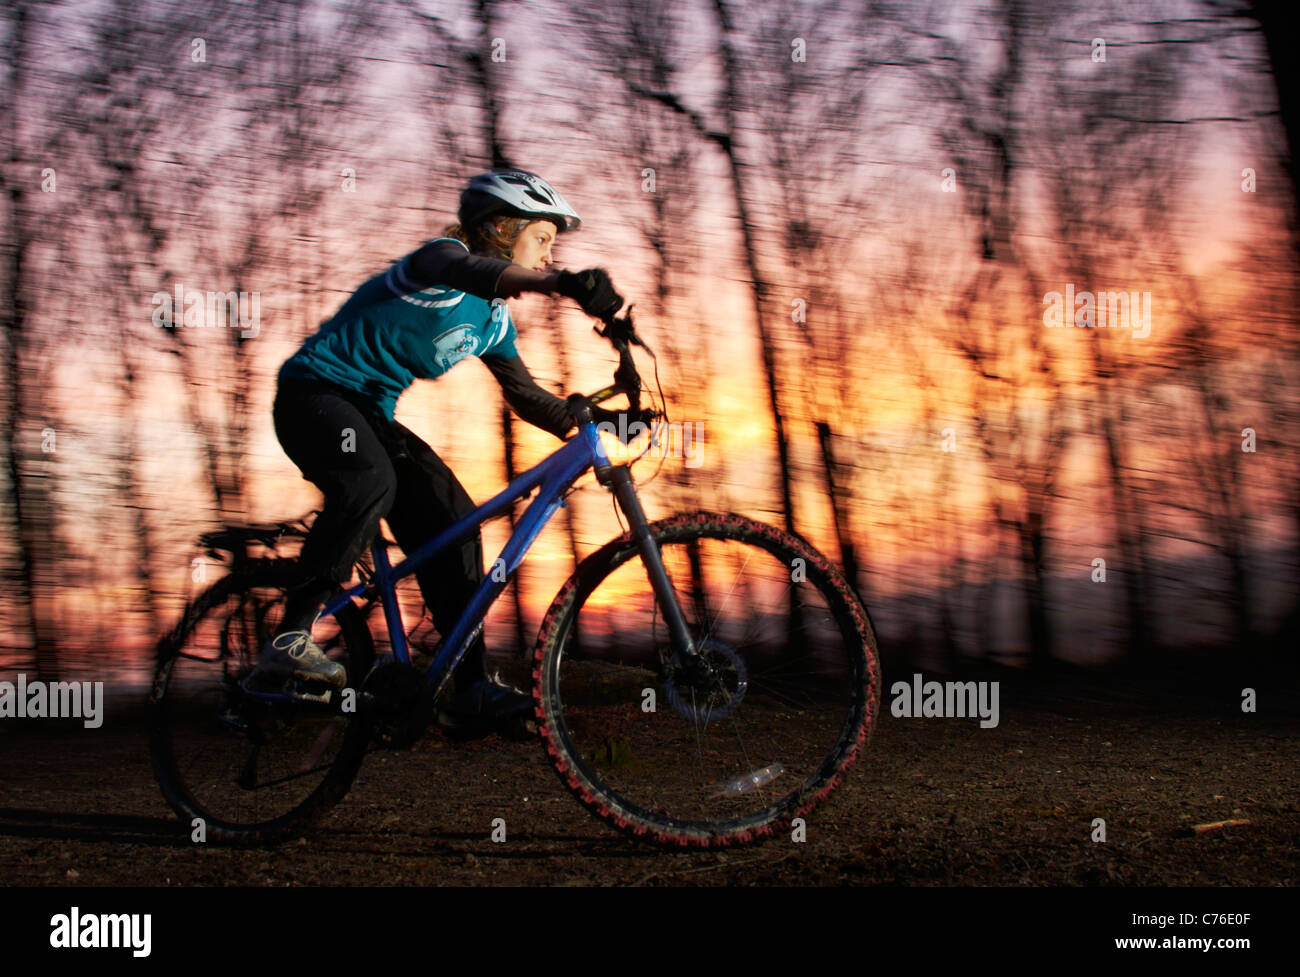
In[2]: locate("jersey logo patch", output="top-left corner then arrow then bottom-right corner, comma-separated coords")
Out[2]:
431,326 -> 480,371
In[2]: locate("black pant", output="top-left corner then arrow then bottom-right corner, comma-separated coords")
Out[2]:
272,377 -> 487,683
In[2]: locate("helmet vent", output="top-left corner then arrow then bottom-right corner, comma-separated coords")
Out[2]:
459,168 -> 582,232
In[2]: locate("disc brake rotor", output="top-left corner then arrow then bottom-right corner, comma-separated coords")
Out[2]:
662,640 -> 748,722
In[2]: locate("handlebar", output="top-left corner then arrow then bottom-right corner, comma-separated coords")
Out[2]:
567,305 -> 658,429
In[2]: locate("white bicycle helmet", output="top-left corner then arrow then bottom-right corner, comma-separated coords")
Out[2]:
458,168 -> 582,233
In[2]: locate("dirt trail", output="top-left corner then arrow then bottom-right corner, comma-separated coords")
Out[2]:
0,700 -> 1295,886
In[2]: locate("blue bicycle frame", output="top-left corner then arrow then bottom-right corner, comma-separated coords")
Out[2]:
311,415 -> 697,701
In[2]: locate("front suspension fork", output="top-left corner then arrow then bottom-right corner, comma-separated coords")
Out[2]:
605,465 -> 698,662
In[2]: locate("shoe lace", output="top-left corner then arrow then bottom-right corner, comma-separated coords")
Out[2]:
271,630 -> 314,661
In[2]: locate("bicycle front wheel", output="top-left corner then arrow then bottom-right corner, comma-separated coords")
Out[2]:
148,560 -> 375,844
534,511 -> 879,847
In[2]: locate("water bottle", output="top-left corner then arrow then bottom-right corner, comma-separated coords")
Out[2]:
718,763 -> 784,796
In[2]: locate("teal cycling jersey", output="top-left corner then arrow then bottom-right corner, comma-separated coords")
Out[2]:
279,238 -> 518,420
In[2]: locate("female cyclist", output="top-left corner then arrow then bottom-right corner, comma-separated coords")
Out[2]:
247,168 -> 627,732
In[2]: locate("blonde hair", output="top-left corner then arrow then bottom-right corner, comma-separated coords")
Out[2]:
440,215 -> 533,260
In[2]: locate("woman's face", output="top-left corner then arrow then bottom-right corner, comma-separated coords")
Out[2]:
509,219 -> 559,271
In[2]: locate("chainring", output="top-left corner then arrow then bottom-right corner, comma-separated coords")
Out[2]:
362,656 -> 433,748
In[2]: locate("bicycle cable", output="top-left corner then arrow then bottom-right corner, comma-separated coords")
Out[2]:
618,327 -> 671,489
608,333 -> 671,534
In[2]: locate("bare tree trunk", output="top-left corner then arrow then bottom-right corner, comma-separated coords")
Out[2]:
614,0 -> 800,534
112,284 -> 166,643
1,0 -> 59,679
927,0 -> 1068,669
1248,0 -> 1300,223
1016,506 -> 1052,670
816,421 -> 863,605
470,0 -> 509,169
1094,374 -> 1154,661
708,0 -> 797,537
1176,314 -> 1256,652
1241,1 -> 1300,656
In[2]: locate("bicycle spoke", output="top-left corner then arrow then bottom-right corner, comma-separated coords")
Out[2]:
540,514 -> 875,844
150,564 -> 374,840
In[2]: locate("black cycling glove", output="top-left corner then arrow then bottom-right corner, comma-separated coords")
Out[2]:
557,268 -> 624,319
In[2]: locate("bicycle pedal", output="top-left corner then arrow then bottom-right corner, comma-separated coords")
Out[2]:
287,681 -> 334,705
241,671 -> 336,706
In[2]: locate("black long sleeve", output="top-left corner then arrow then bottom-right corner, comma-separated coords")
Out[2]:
482,352 -> 575,440
407,239 -> 511,300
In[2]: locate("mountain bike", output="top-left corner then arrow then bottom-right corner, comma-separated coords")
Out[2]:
148,309 -> 880,848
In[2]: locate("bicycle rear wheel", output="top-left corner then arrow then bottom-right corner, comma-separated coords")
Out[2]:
534,511 -> 879,846
148,560 -> 375,843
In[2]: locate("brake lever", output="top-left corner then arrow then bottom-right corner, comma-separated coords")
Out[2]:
595,305 -> 652,354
